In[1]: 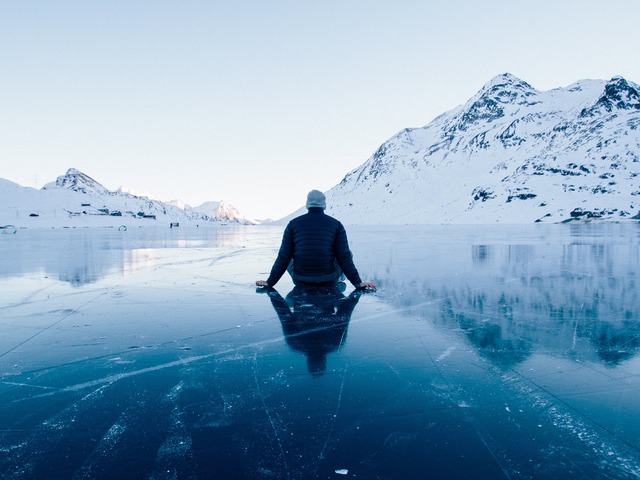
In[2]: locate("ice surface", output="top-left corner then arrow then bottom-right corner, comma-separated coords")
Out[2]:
1,224 -> 639,479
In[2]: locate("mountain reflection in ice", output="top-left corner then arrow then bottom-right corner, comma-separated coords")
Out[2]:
0,224 -> 639,479
366,224 -> 640,369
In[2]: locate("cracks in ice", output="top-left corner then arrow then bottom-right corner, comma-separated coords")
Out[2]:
507,369 -> 640,476
0,288 -> 113,359
10,323 -> 286,399
0,383 -> 110,477
252,352 -> 291,480
317,365 -> 349,462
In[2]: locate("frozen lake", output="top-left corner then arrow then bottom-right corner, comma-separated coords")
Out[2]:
1,224 -> 639,479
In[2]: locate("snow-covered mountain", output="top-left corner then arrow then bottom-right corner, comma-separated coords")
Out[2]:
189,201 -> 245,223
0,168 -> 255,228
318,74 -> 640,224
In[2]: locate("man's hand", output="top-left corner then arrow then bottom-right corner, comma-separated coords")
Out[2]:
358,281 -> 377,290
255,280 -> 269,288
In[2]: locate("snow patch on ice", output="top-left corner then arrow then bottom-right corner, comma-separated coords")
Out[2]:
436,346 -> 456,362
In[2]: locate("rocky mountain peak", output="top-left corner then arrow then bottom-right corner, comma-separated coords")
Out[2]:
480,73 -> 537,98
43,168 -> 110,196
581,76 -> 640,117
456,73 -> 538,131
602,76 -> 640,109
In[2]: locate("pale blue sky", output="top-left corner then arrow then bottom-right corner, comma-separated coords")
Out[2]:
2,1 -> 639,219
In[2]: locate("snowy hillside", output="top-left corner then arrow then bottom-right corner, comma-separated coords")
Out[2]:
0,168 -> 255,228
321,74 -> 640,224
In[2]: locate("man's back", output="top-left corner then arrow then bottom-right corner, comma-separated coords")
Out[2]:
257,190 -> 375,290
287,209 -> 343,277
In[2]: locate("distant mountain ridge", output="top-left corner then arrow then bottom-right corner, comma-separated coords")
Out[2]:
317,73 -> 640,224
0,168 -> 255,228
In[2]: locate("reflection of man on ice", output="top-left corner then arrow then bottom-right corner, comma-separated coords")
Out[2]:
256,189 -> 375,375
264,285 -> 364,376
256,190 -> 376,290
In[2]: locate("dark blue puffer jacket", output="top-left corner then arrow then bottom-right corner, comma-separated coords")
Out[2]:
266,208 -> 362,287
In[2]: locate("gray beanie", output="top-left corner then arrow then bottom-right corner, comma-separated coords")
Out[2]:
306,190 -> 326,210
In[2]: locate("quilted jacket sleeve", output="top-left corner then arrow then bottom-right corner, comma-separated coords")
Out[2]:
334,222 -> 362,286
266,223 -> 294,287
